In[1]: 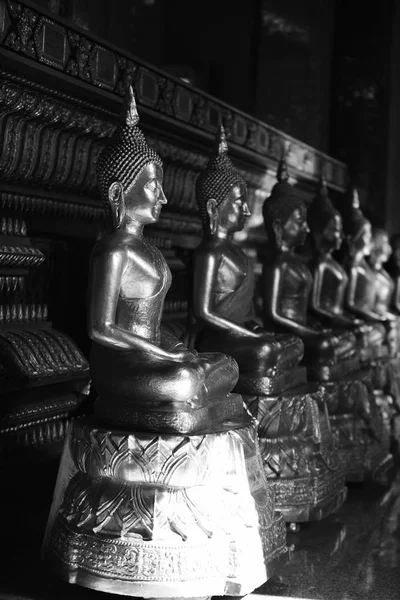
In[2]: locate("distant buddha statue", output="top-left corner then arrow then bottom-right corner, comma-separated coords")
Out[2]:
193,130 -> 346,526
307,177 -> 392,482
308,178 -> 361,328
370,229 -> 400,350
262,157 -> 355,380
193,126 -> 304,386
339,188 -> 388,352
369,229 -> 399,318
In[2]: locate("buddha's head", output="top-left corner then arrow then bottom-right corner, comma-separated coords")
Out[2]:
263,156 -> 309,252
341,187 -> 372,259
370,228 -> 392,269
308,178 -> 343,254
196,125 -> 250,237
97,87 -> 166,230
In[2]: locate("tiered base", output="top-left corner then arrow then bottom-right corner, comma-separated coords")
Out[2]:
363,355 -> 399,461
43,418 -> 287,597
322,372 -> 393,483
245,384 -> 347,523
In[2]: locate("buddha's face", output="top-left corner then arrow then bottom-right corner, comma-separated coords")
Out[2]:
321,214 -> 343,252
210,182 -> 250,234
281,206 -> 309,248
125,162 -> 167,224
354,222 -> 372,257
371,231 -> 392,265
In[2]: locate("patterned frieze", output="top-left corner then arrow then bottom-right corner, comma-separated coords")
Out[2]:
0,0 -> 347,191
0,72 -> 275,228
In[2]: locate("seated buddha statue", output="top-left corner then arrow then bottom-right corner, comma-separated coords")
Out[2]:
307,178 -> 393,481
308,177 -> 366,351
369,229 -> 399,317
339,188 -> 388,352
369,228 -> 400,356
262,157 -> 355,379
44,91 -> 288,597
88,90 -> 240,430
192,129 -> 346,524
192,125 -> 304,389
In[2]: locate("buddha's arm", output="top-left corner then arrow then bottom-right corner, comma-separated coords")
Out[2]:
310,263 -> 335,320
193,251 -> 261,339
88,249 -> 193,362
310,264 -> 353,326
345,267 -> 386,321
264,265 -> 320,337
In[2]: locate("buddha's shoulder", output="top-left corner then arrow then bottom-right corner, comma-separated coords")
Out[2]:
195,238 -> 229,261
263,254 -> 293,272
91,232 -> 144,259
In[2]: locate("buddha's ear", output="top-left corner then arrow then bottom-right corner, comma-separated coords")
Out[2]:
272,219 -> 283,250
108,182 -> 125,229
206,198 -> 219,236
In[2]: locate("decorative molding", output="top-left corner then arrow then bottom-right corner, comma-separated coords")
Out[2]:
0,0 -> 347,190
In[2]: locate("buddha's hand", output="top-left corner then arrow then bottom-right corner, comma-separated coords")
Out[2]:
167,349 -> 199,363
244,319 -> 263,333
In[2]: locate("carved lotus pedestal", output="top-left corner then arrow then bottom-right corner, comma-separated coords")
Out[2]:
239,369 -> 347,524
322,373 -> 393,483
361,347 -> 398,464
43,417 -> 287,598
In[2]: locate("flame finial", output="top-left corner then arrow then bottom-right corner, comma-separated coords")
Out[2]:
277,153 -> 289,183
216,124 -> 229,157
318,173 -> 329,198
351,186 -> 360,209
126,86 -> 139,128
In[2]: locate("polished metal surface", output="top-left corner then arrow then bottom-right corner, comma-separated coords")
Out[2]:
262,159 -> 353,380
86,90 -> 239,432
45,419 -> 286,597
193,125 -> 303,379
5,466 -> 400,600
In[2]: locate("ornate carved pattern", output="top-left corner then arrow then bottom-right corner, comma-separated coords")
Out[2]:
46,420 -> 286,594
0,327 -> 88,380
0,73 -> 272,219
0,244 -> 44,267
1,412 -> 69,449
0,0 -> 347,189
244,386 -> 346,520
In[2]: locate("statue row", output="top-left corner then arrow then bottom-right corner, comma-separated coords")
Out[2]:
42,90 -> 400,599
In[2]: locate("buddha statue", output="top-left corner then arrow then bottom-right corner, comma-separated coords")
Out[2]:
88,99 -> 240,430
43,90 -> 287,597
308,178 -> 391,482
193,125 -> 305,394
339,188 -> 388,353
262,158 -> 356,382
369,228 -> 400,410
308,178 -> 363,331
193,132 -> 346,526
338,189 -> 394,471
369,229 -> 400,344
